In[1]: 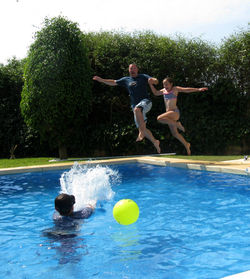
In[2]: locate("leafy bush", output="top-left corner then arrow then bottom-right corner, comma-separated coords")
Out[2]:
21,16 -> 92,159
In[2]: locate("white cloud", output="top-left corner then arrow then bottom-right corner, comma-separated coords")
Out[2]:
0,0 -> 249,63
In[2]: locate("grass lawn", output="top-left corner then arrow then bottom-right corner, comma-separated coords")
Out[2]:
0,157 -> 74,168
0,155 -> 246,169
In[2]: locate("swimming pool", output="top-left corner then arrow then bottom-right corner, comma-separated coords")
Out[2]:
0,163 -> 250,279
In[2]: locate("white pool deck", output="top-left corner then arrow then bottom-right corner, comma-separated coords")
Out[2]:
0,155 -> 249,278
222,270 -> 250,279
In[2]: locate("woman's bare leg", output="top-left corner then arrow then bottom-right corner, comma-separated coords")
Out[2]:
157,111 -> 181,127
176,121 -> 185,132
158,112 -> 185,132
169,124 -> 191,155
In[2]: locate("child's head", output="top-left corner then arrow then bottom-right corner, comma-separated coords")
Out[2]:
55,193 -> 75,216
163,77 -> 174,90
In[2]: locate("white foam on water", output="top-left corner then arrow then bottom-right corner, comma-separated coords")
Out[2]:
59,162 -> 120,211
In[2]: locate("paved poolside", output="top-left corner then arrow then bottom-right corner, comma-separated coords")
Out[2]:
222,270 -> 250,279
0,155 -> 249,176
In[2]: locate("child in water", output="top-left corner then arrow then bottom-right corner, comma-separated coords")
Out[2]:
148,77 -> 208,155
54,193 -> 95,220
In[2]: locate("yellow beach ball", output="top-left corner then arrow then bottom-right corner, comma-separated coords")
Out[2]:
113,199 -> 139,225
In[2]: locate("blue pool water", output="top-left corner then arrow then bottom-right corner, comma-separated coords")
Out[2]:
0,163 -> 250,279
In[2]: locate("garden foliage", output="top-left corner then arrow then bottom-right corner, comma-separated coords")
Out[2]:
0,19 -> 249,158
20,16 -> 92,159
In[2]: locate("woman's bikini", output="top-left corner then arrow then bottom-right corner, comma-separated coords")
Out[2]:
162,89 -> 179,113
163,88 -> 177,100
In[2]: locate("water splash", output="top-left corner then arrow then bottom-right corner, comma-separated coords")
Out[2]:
59,162 -> 120,211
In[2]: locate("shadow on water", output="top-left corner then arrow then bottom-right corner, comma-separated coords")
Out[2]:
42,217 -> 89,265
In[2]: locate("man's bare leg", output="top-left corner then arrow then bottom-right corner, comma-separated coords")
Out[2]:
136,132 -> 144,142
134,107 -> 146,141
135,107 -> 161,153
144,128 -> 161,154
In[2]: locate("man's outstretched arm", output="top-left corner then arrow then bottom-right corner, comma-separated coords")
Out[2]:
93,76 -> 117,86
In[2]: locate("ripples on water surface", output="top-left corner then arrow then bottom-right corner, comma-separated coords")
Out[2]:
0,163 -> 250,279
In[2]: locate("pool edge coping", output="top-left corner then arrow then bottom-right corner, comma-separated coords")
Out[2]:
0,156 -> 249,176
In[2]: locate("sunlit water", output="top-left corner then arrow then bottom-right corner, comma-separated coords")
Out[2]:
0,163 -> 250,279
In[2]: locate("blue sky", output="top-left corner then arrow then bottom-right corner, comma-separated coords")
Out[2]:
0,0 -> 249,64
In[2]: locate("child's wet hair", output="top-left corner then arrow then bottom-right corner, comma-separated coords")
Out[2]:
55,193 -> 75,216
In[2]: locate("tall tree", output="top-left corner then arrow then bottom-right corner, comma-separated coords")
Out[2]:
21,16 -> 92,159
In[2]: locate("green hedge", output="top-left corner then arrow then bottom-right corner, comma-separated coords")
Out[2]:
0,23 -> 249,158
83,30 -> 249,156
